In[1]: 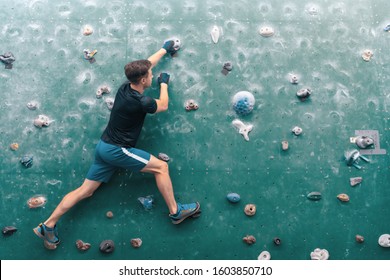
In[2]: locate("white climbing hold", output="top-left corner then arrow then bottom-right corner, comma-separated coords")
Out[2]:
258,251 -> 271,260
362,49 -> 373,62
232,119 -> 253,141
96,85 -> 111,99
310,248 -> 329,260
259,26 -> 274,37
292,126 -> 303,136
33,115 -> 52,128
210,25 -> 221,43
378,234 -> 390,247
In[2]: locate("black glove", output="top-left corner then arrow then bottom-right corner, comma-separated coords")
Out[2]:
157,73 -> 170,85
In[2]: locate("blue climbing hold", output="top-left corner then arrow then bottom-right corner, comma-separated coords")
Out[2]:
138,195 -> 154,210
227,193 -> 241,203
384,24 -> 390,32
20,155 -> 33,168
232,91 -> 255,115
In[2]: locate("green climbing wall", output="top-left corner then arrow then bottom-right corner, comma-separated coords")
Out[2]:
1,0 -> 389,260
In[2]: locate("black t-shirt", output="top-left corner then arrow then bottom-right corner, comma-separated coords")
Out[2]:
101,82 -> 157,148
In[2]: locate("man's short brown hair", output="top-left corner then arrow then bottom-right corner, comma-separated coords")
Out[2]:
124,60 -> 152,84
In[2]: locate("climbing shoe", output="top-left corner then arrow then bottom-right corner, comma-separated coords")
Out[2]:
33,223 -> 60,245
169,202 -> 201,224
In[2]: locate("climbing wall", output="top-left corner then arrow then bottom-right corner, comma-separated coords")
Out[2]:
1,0 -> 389,260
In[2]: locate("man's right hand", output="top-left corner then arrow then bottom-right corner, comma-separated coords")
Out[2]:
158,73 -> 170,85
162,40 -> 178,55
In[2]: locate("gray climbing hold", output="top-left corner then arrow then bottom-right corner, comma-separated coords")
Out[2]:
96,85 -> 111,99
99,240 -> 115,253
384,24 -> 390,32
307,192 -> 322,201
76,239 -> 91,251
33,115 -> 51,128
185,99 -> 199,111
273,237 -> 281,245
242,235 -> 256,245
226,192 -> 240,203
20,155 -> 33,168
0,52 -> 15,69
289,74 -> 299,84
27,101 -> 38,110
130,238 -> 143,248
355,136 -> 374,149
105,97 -> 114,110
158,153 -> 170,162
345,149 -> 370,169
2,226 -> 17,236
296,88 -> 311,101
83,49 -> 97,63
350,177 -> 362,187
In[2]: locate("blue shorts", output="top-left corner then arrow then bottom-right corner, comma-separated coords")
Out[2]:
86,140 -> 151,183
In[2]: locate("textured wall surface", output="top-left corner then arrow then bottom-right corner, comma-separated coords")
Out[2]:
0,0 -> 389,260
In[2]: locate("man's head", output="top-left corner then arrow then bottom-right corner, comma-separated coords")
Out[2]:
124,60 -> 153,88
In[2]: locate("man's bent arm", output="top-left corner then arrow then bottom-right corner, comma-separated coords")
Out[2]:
148,49 -> 167,68
155,83 -> 169,113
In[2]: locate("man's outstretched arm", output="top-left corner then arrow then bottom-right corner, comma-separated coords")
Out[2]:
148,40 -> 178,68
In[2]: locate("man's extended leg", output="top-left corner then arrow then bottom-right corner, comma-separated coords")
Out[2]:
33,179 -> 102,244
141,155 -> 200,224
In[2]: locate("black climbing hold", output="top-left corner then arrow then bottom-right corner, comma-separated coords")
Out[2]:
0,52 -> 15,69
221,61 -> 233,75
273,237 -> 281,245
2,226 -> 17,236
99,240 -> 115,253
20,155 -> 33,168
307,191 -> 322,201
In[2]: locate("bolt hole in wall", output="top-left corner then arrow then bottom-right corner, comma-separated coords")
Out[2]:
0,0 -> 390,261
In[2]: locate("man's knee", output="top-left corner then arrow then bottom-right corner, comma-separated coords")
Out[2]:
157,160 -> 169,174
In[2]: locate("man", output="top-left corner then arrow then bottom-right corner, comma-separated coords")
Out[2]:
33,40 -> 201,246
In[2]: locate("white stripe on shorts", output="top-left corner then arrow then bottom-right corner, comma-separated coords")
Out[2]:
121,148 -> 149,165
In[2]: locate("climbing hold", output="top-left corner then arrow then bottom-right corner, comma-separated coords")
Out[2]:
289,74 -> 299,84
350,177 -> 362,187
259,26 -> 274,37
33,114 -> 51,128
273,237 -> 281,245
138,195 -> 154,210
296,88 -> 311,101
0,52 -> 15,69
44,240 -> 57,250
384,24 -> 390,32
82,25 -> 93,36
281,141 -> 289,151
27,195 -> 47,208
243,235 -> 256,245
185,99 -> 199,111
221,61 -> 233,75
20,155 -> 33,168
307,192 -> 322,201
232,91 -> 255,115
226,192 -> 240,203
232,119 -> 253,141
96,85 -> 111,99
105,97 -> 114,110
9,143 -> 19,151
99,240 -> 115,253
292,126 -> 303,136
158,153 -> 170,162
210,25 -> 220,43
106,211 -> 114,218
83,49 -> 97,63
244,204 -> 256,216
258,251 -> 271,260
26,101 -> 38,110
345,149 -> 370,169
310,248 -> 329,260
2,226 -> 17,236
337,193 -> 350,202
362,50 -> 373,62
378,234 -> 390,247
76,239 -> 91,251
355,136 -> 374,149
355,235 -> 364,243
130,238 -> 143,248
